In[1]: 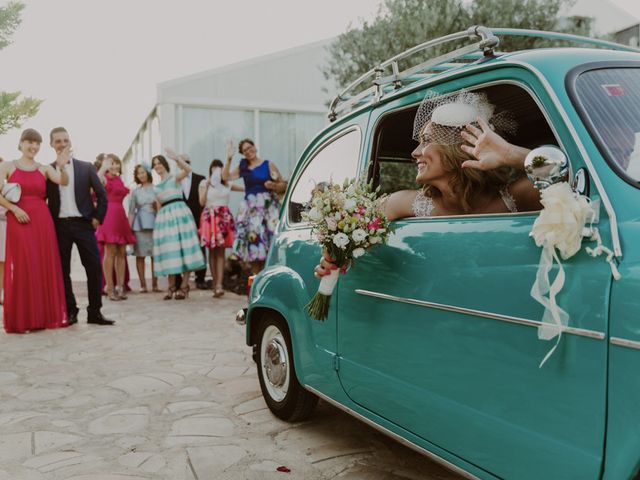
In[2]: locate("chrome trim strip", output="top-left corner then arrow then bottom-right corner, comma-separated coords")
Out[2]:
610,337 -> 640,350
304,385 -> 480,480
355,289 -> 605,340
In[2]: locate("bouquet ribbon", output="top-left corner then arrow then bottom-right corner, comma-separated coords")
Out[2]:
530,183 -> 620,367
530,245 -> 569,368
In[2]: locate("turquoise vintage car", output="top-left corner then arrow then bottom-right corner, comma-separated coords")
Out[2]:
240,27 -> 640,480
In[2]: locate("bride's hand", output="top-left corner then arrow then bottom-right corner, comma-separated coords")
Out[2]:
313,252 -> 338,278
460,117 -> 511,171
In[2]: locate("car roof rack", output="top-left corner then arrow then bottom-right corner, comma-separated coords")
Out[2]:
328,25 -> 640,122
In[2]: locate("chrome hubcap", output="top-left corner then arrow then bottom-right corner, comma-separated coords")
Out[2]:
261,325 -> 290,402
265,339 -> 287,386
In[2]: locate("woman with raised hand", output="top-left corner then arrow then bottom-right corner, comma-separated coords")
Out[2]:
198,159 -> 244,297
222,139 -> 287,274
129,163 -> 160,293
0,129 -> 70,333
95,154 -> 136,301
152,154 -> 205,300
315,90 -> 541,277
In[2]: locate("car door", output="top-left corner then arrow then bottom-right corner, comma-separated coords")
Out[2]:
336,76 -> 611,480
273,116 -> 368,391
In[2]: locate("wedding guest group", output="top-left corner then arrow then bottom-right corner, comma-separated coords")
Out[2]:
1,132 -> 287,334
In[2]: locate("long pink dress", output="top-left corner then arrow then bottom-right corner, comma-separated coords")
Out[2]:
3,168 -> 68,333
96,175 -> 136,245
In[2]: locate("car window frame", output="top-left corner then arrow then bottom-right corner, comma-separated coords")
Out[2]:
565,60 -> 640,189
367,79 -> 572,221
285,125 -> 363,229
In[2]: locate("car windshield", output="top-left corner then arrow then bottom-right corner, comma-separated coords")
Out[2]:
572,67 -> 640,185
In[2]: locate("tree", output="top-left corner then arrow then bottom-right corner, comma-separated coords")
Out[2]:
0,1 -> 42,135
324,0 -> 584,92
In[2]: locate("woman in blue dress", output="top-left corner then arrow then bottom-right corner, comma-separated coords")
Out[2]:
151,154 -> 205,299
222,139 -> 287,274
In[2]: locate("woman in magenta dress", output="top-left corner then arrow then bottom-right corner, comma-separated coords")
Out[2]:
95,154 -> 136,301
0,129 -> 69,333
94,154 -> 131,294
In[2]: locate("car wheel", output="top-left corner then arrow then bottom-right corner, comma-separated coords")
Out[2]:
256,314 -> 318,421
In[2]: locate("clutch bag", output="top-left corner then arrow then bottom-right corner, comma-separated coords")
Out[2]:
1,182 -> 21,203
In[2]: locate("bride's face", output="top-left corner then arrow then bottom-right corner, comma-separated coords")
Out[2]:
20,140 -> 41,158
412,124 -> 446,184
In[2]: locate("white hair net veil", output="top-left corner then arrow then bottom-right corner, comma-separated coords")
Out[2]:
412,89 -> 517,145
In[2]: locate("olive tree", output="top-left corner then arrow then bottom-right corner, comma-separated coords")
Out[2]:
324,0 -> 583,91
0,1 -> 42,135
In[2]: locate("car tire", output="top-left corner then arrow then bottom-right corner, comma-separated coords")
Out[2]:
256,313 -> 318,422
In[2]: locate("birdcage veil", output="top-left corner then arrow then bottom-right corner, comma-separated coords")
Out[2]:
412,89 -> 517,145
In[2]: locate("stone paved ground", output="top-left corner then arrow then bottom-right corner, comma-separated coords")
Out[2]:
0,277 -> 462,480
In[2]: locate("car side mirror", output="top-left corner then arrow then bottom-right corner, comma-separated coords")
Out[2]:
524,145 -> 569,190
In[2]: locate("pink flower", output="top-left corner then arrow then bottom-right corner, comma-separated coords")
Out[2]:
368,218 -> 382,231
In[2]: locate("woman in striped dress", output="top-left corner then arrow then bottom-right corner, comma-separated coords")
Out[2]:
151,154 -> 205,300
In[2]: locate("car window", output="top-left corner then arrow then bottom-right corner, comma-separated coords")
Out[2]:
288,128 -> 361,223
572,67 -> 640,184
369,83 -> 558,202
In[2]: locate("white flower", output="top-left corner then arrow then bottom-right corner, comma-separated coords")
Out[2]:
326,217 -> 337,231
332,232 -> 350,249
344,198 -> 357,212
352,247 -> 366,258
530,182 -> 593,259
369,236 -> 381,244
351,228 -> 367,243
307,207 -> 322,222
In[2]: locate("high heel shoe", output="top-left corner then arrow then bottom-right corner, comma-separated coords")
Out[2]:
213,286 -> 225,298
175,285 -> 189,300
115,286 -> 128,300
163,287 -> 177,300
107,288 -> 121,301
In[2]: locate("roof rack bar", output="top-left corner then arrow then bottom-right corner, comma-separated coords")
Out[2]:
328,26 -> 499,120
328,25 -> 640,121
490,28 -> 640,53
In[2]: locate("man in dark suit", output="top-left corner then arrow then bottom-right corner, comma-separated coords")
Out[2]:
179,155 -> 207,289
46,127 -> 114,325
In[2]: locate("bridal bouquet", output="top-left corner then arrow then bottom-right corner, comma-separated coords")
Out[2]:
302,178 -> 392,320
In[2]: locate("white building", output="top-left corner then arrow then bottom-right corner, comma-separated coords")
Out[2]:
124,39 -> 334,216
560,0 -> 640,45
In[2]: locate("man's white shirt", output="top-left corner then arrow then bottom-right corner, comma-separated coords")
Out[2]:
181,172 -> 192,199
58,159 -> 82,218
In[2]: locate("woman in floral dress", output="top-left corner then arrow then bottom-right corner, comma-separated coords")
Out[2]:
222,139 -> 287,274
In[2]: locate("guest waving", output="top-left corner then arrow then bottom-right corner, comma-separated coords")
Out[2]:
128,163 -> 159,293
95,154 -> 136,301
152,154 -> 205,300
222,139 -> 287,275
199,159 -> 243,297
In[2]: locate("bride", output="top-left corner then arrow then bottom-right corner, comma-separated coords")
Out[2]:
316,90 -> 542,276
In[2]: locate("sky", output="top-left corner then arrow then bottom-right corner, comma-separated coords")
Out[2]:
1,0 -> 640,163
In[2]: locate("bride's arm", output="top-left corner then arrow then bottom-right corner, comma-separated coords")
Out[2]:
382,189 -> 419,221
